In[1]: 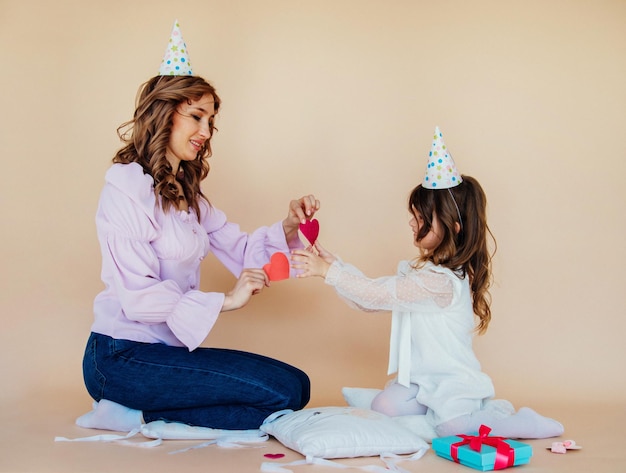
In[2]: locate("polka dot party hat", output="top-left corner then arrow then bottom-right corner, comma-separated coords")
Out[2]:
422,126 -> 462,189
159,20 -> 193,76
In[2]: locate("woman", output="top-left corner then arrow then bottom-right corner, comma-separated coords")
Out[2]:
76,71 -> 318,432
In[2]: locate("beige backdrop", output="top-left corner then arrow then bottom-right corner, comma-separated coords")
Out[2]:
1,0 -> 625,411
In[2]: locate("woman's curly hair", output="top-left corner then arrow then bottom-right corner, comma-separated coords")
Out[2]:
113,75 -> 221,218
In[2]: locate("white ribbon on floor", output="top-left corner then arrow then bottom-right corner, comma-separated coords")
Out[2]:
260,450 -> 427,473
54,421 -> 268,452
54,428 -> 162,448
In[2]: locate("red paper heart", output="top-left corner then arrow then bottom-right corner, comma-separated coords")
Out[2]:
264,453 -> 285,459
263,252 -> 290,281
299,218 -> 319,245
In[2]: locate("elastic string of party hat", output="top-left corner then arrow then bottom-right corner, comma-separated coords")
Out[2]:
447,188 -> 463,232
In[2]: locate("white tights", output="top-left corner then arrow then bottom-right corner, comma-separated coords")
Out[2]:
371,383 -> 428,416
370,383 -> 564,439
435,406 -> 564,439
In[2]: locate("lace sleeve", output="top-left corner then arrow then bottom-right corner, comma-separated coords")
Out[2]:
324,260 -> 454,312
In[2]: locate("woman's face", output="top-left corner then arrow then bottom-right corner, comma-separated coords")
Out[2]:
409,206 -> 444,253
166,94 -> 216,172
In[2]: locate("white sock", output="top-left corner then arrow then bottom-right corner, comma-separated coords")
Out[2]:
436,406 -> 564,439
75,399 -> 143,432
487,407 -> 564,439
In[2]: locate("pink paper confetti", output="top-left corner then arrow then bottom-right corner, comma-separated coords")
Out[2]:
548,440 -> 581,454
264,453 -> 285,459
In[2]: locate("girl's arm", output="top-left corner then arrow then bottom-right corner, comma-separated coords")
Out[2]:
293,246 -> 454,312
292,242 -> 336,278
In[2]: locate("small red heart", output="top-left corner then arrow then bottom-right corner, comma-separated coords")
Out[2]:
263,252 -> 290,281
264,453 -> 285,459
299,218 -> 319,245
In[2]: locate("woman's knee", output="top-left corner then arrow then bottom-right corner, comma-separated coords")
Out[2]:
285,373 -> 311,410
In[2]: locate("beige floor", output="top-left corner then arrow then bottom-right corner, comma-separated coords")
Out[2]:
1,390 -> 623,473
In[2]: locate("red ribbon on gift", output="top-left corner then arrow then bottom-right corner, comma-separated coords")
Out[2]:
450,425 -> 515,470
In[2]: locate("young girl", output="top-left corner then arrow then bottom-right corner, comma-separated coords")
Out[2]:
291,128 -> 564,439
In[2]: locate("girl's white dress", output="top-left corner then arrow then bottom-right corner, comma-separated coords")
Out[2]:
325,259 -> 495,426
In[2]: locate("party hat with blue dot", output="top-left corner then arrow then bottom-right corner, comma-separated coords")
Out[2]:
422,126 -> 462,189
159,20 -> 193,76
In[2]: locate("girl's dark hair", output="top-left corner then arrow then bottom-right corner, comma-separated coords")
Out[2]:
408,175 -> 496,334
113,75 -> 221,217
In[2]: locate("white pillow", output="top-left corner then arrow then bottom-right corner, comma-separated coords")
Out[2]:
342,386 -> 438,442
141,420 -> 267,442
260,406 -> 429,460
341,387 -> 381,409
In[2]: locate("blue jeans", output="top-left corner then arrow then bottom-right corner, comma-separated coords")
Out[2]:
82,332 -> 310,429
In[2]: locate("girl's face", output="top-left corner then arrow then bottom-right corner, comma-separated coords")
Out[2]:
409,206 -> 444,253
166,94 -> 216,172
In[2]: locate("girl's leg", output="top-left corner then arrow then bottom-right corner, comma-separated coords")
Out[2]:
435,407 -> 564,439
370,382 -> 428,417
81,333 -> 310,430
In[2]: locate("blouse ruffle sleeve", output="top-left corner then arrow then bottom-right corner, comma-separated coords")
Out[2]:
101,232 -> 224,350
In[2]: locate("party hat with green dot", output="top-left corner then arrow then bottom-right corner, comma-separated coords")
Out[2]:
422,126 -> 462,189
159,20 -> 193,76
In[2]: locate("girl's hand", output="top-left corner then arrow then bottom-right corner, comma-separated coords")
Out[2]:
222,268 -> 270,311
291,242 -> 336,278
283,194 -> 320,242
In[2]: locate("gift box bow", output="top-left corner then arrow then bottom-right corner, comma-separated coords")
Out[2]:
451,425 -> 516,470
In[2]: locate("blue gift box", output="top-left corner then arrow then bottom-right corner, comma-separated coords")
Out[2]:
432,426 -> 532,471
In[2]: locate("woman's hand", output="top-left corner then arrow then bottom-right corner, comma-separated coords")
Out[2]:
291,242 -> 336,278
283,194 -> 320,243
221,268 -> 270,312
